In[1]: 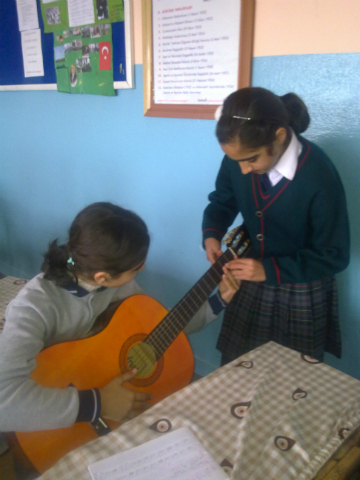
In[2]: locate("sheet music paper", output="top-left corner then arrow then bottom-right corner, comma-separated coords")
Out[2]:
88,427 -> 229,480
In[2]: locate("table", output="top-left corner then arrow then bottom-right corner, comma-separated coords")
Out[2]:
0,275 -> 28,334
36,341 -> 360,480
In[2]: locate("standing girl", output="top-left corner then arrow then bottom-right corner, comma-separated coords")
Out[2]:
202,87 -> 350,365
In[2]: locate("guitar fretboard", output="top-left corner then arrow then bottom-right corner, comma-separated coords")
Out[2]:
144,228 -> 250,360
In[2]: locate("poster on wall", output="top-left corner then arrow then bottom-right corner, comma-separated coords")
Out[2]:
152,0 -> 240,106
21,28 -> 45,77
16,0 -> 40,31
41,0 -> 124,33
0,0 -> 134,91
142,0 -> 254,119
53,23 -> 115,95
41,0 -> 69,32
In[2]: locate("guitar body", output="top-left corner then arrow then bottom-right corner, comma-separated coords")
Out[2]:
15,295 -> 194,473
14,224 -> 251,474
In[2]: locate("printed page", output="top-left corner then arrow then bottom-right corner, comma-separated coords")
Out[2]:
88,427 -> 229,480
21,29 -> 45,77
68,0 -> 95,27
16,0 -> 39,31
153,0 -> 240,105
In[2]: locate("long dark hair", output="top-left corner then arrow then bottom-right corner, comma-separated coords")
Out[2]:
216,87 -> 310,148
42,202 -> 150,286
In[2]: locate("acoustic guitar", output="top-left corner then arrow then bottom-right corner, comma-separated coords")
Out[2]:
15,225 -> 251,473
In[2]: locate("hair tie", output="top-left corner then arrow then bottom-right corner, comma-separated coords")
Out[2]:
233,115 -> 251,120
67,257 -> 75,266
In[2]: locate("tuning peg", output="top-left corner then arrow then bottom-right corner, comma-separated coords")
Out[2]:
223,226 -> 241,246
222,234 -> 230,246
237,239 -> 250,255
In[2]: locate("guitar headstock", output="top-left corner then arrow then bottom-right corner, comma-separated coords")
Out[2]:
222,224 -> 251,257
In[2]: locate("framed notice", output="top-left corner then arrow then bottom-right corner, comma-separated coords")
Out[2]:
142,0 -> 255,119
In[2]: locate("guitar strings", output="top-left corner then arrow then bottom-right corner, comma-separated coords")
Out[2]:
145,243 -> 249,357
153,239 -> 251,353
147,254 -> 228,349
144,231 -> 251,357
146,237 -> 251,356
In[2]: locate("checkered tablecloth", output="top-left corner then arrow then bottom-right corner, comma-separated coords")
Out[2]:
39,341 -> 360,480
0,275 -> 28,333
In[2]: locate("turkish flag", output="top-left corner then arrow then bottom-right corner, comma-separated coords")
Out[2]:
99,41 -> 111,70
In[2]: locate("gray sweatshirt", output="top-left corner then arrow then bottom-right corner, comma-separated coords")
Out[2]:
0,274 -> 217,431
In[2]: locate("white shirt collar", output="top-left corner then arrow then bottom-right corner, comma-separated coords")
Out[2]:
77,277 -> 102,292
268,129 -> 302,185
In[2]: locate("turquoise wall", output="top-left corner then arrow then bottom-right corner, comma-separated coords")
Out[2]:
1,53 -> 359,378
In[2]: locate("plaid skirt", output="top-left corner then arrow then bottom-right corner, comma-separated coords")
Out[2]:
217,277 -> 341,363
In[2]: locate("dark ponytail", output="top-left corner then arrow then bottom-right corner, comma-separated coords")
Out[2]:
42,240 -> 71,287
42,202 -> 150,286
216,87 -> 310,148
279,93 -> 310,135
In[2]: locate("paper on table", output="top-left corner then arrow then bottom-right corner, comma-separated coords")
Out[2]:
88,427 -> 229,480
21,29 -> 44,77
16,0 -> 39,32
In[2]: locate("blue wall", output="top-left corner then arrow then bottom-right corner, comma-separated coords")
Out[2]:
1,53 -> 359,378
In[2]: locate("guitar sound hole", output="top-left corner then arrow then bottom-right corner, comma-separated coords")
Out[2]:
127,343 -> 156,378
119,333 -> 164,387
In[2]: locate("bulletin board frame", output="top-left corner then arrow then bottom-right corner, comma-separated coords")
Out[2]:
142,0 -> 255,119
0,0 -> 135,91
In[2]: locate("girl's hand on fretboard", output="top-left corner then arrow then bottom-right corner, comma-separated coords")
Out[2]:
204,238 -> 222,264
218,267 -> 240,304
225,258 -> 266,283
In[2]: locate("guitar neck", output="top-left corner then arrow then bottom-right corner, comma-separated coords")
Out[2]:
144,240 -> 248,360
